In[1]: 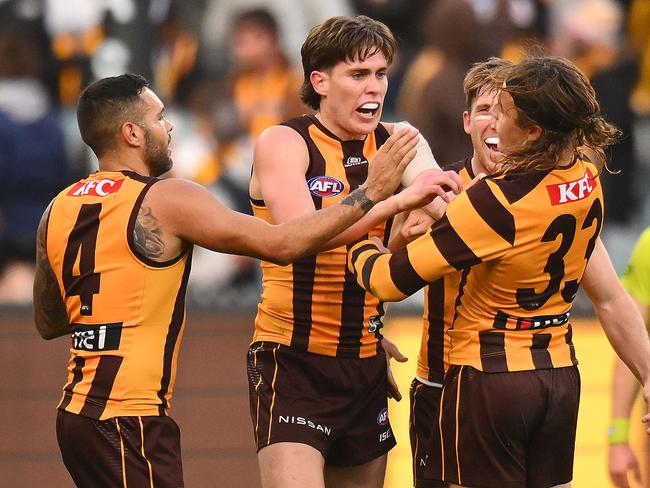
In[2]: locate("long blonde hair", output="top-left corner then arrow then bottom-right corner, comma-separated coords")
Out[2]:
493,56 -> 620,173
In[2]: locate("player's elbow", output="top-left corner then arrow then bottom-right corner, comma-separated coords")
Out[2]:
34,311 -> 70,340
265,243 -> 301,266
34,319 -> 58,340
371,287 -> 405,302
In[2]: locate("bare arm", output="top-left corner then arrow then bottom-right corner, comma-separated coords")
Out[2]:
582,239 -> 650,445
582,240 -> 650,390
33,202 -> 71,340
250,124 -> 461,253
152,126 -> 421,266
610,296 -> 649,418
606,296 -> 649,488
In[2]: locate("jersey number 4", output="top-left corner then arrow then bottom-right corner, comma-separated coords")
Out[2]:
62,203 -> 102,316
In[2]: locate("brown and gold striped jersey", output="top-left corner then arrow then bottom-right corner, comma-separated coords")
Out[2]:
46,171 -> 192,420
251,115 -> 393,358
352,158 -> 603,372
418,159 -> 473,384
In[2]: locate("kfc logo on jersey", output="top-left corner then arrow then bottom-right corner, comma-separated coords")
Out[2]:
68,178 -> 124,197
308,176 -> 345,197
546,169 -> 597,205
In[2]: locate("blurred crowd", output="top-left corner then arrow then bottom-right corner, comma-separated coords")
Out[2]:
1,0 -> 649,308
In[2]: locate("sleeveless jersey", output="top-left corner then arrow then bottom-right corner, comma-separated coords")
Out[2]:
621,226 -> 650,308
251,114 -> 392,358
417,159 -> 473,384
46,170 -> 192,420
352,158 -> 603,372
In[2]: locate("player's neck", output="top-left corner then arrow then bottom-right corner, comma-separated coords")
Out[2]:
99,150 -> 151,176
556,148 -> 577,168
314,111 -> 367,141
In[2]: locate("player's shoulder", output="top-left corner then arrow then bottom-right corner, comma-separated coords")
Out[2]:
254,123 -> 309,173
257,123 -> 307,151
440,157 -> 470,174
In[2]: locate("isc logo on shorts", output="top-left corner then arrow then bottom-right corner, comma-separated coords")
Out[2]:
68,178 -> 124,197
308,176 -> 344,198
546,169 -> 596,205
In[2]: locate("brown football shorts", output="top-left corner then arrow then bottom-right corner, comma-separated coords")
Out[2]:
56,409 -> 183,487
425,365 -> 580,488
409,378 -> 446,487
247,341 -> 396,466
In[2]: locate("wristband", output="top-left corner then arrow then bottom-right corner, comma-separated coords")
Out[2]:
607,418 -> 630,444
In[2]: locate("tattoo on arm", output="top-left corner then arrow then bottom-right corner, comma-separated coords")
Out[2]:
133,206 -> 165,259
342,187 -> 375,214
34,204 -> 70,339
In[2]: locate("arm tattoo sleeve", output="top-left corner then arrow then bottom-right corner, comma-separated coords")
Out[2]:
342,187 -> 375,214
133,206 -> 165,258
34,205 -> 70,338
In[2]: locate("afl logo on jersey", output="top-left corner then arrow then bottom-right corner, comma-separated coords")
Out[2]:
308,176 -> 345,198
68,178 -> 124,197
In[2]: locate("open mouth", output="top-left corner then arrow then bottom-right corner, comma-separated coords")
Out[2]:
356,102 -> 380,118
484,136 -> 499,152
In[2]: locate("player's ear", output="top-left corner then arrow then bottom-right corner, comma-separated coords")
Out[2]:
527,123 -> 543,143
463,111 -> 470,135
121,121 -> 144,148
310,70 -> 328,97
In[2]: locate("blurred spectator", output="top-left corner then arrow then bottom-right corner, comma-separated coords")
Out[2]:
396,0 -> 494,163
197,0 -> 353,76
470,0 -> 549,61
169,8 -> 311,307
350,0 -> 436,117
0,31 -> 71,304
551,0 -> 641,224
153,4 -> 199,104
628,0 -> 650,114
221,8 -> 307,192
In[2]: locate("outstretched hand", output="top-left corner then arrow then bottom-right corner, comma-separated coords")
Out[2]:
392,208 -> 435,250
395,168 -> 463,213
361,127 -> 420,204
382,336 -> 408,401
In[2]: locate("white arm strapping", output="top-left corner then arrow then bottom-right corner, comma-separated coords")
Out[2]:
392,121 -> 440,186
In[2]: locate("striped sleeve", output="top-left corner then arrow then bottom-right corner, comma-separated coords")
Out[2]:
349,241 -> 408,301
349,179 -> 515,301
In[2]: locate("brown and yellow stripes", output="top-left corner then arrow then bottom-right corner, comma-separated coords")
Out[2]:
433,365 -> 465,486
349,179 -> 516,303
113,416 -> 182,487
250,343 -> 280,449
253,115 -> 391,358
157,254 -> 193,416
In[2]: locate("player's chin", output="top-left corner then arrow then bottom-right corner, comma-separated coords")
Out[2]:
352,116 -> 380,135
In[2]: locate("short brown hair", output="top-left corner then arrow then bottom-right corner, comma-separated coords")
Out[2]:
300,16 -> 396,110
463,57 -> 512,110
494,56 -> 620,172
77,74 -> 149,158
